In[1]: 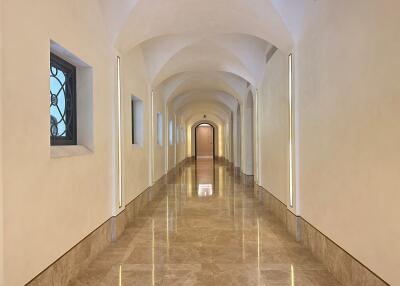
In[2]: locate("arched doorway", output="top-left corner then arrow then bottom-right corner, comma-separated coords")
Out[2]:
195,123 -> 215,159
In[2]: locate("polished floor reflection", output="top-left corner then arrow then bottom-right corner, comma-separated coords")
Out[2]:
71,159 -> 341,286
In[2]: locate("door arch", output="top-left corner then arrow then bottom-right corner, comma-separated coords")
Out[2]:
195,123 -> 215,159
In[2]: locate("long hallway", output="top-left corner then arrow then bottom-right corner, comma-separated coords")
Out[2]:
2,1 -> 399,285
71,159 -> 340,286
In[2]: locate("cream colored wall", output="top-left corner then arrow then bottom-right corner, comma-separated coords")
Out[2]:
175,116 -> 186,164
233,104 -> 241,168
296,1 -> 400,284
218,124 -> 225,157
122,47 -> 151,204
2,1 -> 113,285
258,50 -> 289,204
167,107 -> 176,170
153,90 -> 166,181
240,98 -> 254,175
243,92 -> 254,175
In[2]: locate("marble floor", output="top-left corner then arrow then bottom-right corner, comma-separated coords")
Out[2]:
70,159 -> 341,286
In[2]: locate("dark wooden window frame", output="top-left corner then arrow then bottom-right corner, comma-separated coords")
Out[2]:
50,53 -> 77,146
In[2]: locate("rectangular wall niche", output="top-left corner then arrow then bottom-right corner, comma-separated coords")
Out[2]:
169,119 -> 173,145
50,40 -> 93,157
157,112 -> 163,145
176,126 -> 180,144
131,95 -> 144,146
181,127 -> 185,143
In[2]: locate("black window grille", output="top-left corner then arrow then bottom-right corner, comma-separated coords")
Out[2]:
50,53 -> 77,145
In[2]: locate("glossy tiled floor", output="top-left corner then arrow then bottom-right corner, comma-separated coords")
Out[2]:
71,159 -> 341,286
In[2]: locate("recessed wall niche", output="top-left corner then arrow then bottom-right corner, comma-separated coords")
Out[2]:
50,40 -> 93,158
131,95 -> 144,146
169,119 -> 173,145
157,112 -> 163,146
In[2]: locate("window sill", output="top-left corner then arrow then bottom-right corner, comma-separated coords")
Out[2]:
132,144 -> 143,149
51,145 -> 92,158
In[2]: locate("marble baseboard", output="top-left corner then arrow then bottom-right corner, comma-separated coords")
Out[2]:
114,159 -> 190,240
233,166 -> 241,176
26,220 -> 112,286
256,185 -> 287,225
232,167 -> 254,186
255,184 -> 389,286
242,174 -> 254,186
286,209 -> 301,241
26,158 -> 189,286
300,218 -> 389,286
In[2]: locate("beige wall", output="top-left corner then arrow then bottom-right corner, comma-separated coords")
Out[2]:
122,47 -> 151,204
243,92 -> 254,175
167,107 -> 176,170
153,89 -> 166,182
296,1 -> 400,284
2,1 -> 113,285
233,104 -> 241,168
258,50 -> 289,203
175,116 -> 187,164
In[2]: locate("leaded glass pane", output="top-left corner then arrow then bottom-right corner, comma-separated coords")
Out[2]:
49,53 -> 77,145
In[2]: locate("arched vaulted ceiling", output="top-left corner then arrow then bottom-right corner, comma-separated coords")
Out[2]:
159,72 -> 247,104
99,0 -> 293,51
178,101 -> 232,122
139,34 -> 272,86
186,113 -> 226,132
99,0 -> 297,122
173,91 -> 237,113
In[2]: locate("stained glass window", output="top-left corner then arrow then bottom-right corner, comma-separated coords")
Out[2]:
50,53 -> 77,145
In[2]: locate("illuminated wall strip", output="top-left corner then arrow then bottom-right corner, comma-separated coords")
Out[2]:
150,91 -> 154,184
119,264 -> 122,286
288,53 -> 294,208
291,264 -> 295,286
152,219 -> 155,286
257,218 -> 260,272
117,56 -> 122,208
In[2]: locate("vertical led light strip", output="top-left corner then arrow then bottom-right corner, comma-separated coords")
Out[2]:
117,56 -> 122,209
119,264 -> 122,286
288,54 -> 293,208
291,264 -> 295,286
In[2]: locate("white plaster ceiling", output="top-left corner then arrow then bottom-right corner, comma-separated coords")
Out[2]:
178,102 -> 231,126
159,71 -> 247,104
98,0 -> 298,120
186,113 -> 226,131
173,91 -> 237,113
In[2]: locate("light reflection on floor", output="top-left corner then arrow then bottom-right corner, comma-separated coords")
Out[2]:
197,184 -> 213,197
70,159 -> 342,286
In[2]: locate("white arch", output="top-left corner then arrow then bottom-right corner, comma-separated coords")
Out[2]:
111,0 -> 294,52
159,71 -> 247,105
